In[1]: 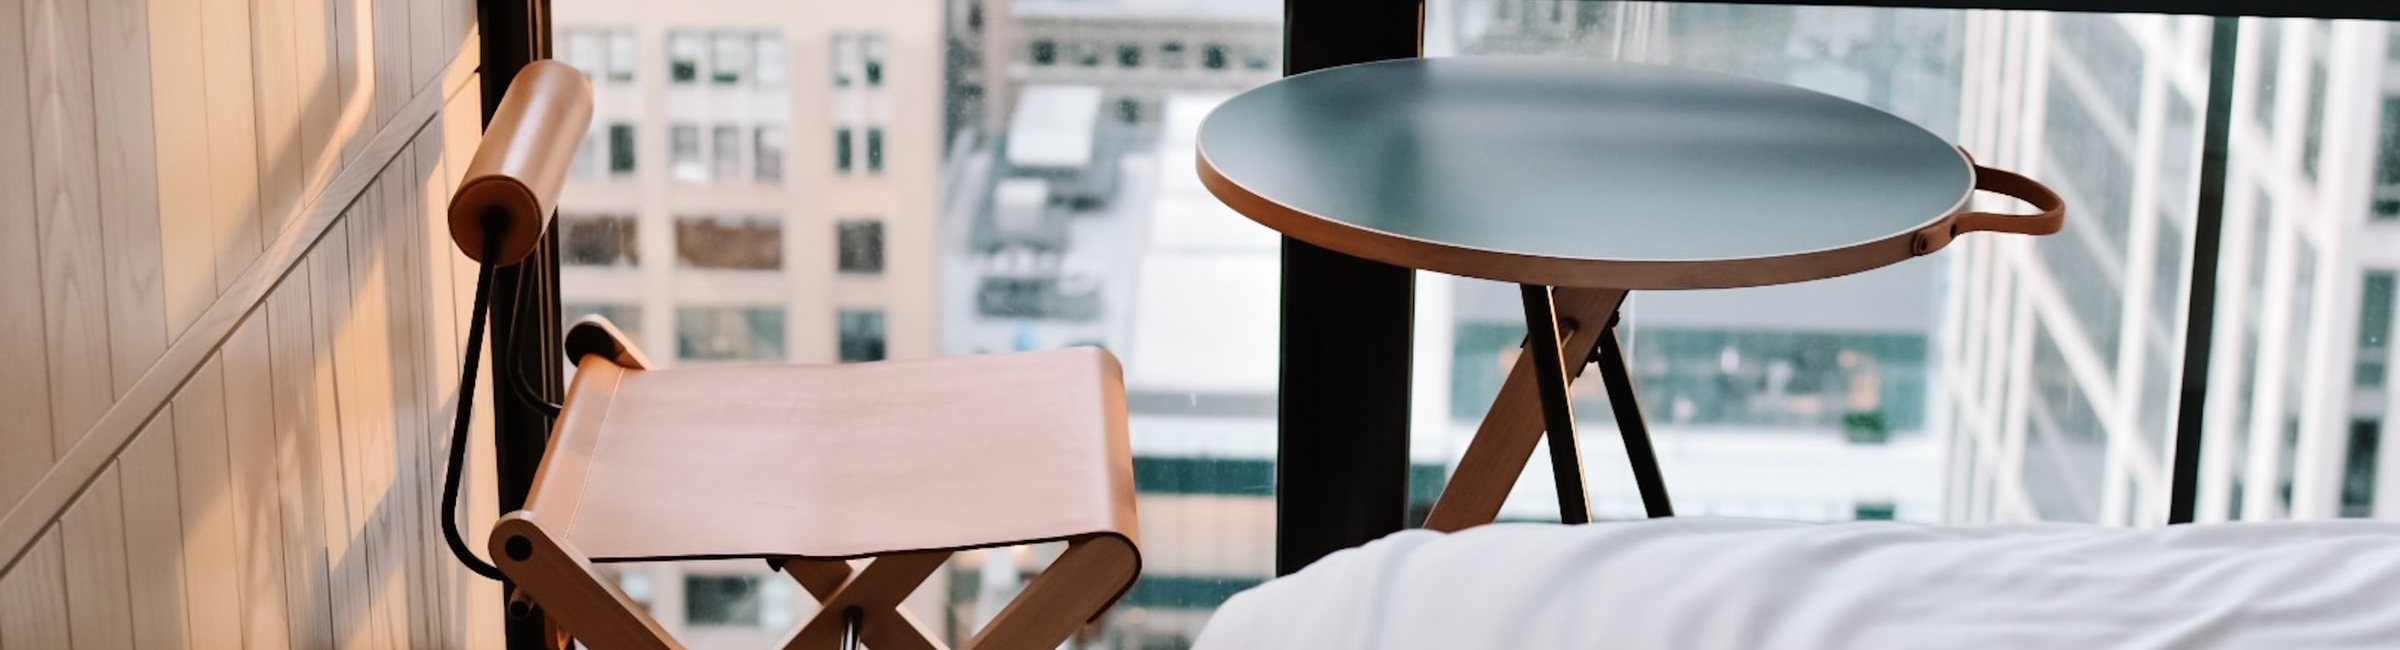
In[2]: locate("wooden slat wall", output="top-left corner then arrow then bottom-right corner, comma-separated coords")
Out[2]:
0,0 -> 496,647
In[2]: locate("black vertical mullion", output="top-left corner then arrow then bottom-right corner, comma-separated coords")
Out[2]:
2169,17 -> 2240,525
478,1 -> 560,648
1276,0 -> 1425,577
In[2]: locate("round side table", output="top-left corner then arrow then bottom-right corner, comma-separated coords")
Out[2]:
1197,57 -> 2064,529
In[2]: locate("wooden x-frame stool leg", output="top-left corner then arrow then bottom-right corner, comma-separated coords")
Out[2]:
493,511 -> 1140,650
1421,286 -> 1675,532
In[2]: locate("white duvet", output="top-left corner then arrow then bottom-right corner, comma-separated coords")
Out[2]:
1192,518 -> 2400,649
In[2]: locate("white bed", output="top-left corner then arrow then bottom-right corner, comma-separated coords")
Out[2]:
1193,518 -> 2400,649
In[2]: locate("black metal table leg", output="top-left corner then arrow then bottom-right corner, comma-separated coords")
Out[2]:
1595,314 -> 1674,518
1520,284 -> 1594,524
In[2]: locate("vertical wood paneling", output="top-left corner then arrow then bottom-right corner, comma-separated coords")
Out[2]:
381,151 -> 438,649
61,465 -> 136,650
333,0 -> 367,165
118,421 -> 192,650
344,189 -> 410,650
172,362 -> 246,647
0,537 -> 70,649
321,216 -> 399,650
267,271 -> 335,650
371,0 -> 404,129
293,0 -> 339,197
222,315 -> 294,650
253,0 -> 303,238
89,0 -> 168,397
408,0 -> 440,91
0,0 -> 59,509
26,0 -> 115,451
305,241 -> 369,650
148,0 -> 219,339
412,132 -> 463,649
201,0 -> 264,291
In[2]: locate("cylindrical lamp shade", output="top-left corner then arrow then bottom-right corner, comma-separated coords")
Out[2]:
448,59 -> 594,265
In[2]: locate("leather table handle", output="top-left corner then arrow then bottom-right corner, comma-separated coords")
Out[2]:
1956,164 -> 2066,236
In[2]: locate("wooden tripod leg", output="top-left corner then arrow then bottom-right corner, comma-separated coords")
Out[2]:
777,551 -> 952,650
1422,288 -> 1627,532
963,535 -> 1140,650
490,513 -> 683,650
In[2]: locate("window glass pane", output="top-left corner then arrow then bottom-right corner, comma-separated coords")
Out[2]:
669,31 -> 703,83
713,31 -> 750,84
608,29 -> 638,82
833,32 -> 858,85
671,123 -> 704,181
755,125 -> 784,183
609,123 -> 636,173
559,214 -> 640,267
677,307 -> 785,361
676,215 -> 783,270
712,124 -> 743,179
683,574 -> 764,627
835,127 -> 853,171
867,127 -> 884,171
837,219 -> 884,274
756,32 -> 785,87
865,34 -> 887,86
2361,272 -> 2395,387
565,30 -> 604,75
838,309 -> 887,362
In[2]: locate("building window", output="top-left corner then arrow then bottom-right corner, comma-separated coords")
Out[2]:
2375,98 -> 2400,220
711,125 -> 742,179
608,123 -> 636,174
1031,38 -> 1057,65
606,29 -> 637,82
562,303 -> 641,341
837,220 -> 883,274
838,310 -> 887,363
684,575 -> 764,627
755,32 -> 785,87
675,215 -> 782,271
2359,271 -> 2395,387
677,307 -> 785,361
1159,41 -> 1185,68
1242,46 -> 1270,70
2253,22 -> 2281,130
668,32 -> 703,83
1202,43 -> 1228,70
711,32 -> 749,85
670,123 -> 704,182
1117,43 -> 1141,68
835,127 -> 853,172
1852,501 -> 1898,521
559,214 -> 639,267
864,34 -> 886,86
571,129 -> 603,178
832,32 -> 858,86
2342,420 -> 2381,518
564,30 -> 604,77
754,126 -> 784,183
1076,42 -> 1102,67
1117,98 -> 1141,124
866,128 -> 884,172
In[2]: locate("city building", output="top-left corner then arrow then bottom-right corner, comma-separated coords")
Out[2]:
1944,14 -> 2400,525
549,0 -> 949,643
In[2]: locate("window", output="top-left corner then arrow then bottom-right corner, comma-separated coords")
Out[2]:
562,303 -> 641,340
838,310 -> 887,363
1118,43 -> 1142,68
835,127 -> 853,172
832,32 -> 858,86
676,307 -> 784,361
712,125 -> 742,179
670,123 -> 703,181
866,128 -> 884,172
2376,98 -> 2400,220
607,29 -> 637,82
712,32 -> 750,85
2361,272 -> 2395,387
1160,41 -> 1186,68
1076,42 -> 1102,67
571,129 -> 603,178
2343,420 -> 2382,518
564,30 -> 604,76
864,34 -> 887,86
1031,38 -> 1057,65
1203,43 -> 1228,70
668,32 -> 703,83
2254,22 -> 2281,129
559,214 -> 639,267
754,126 -> 784,183
1117,97 -> 1141,124
676,215 -> 782,270
755,32 -> 784,87
608,123 -> 636,174
837,219 -> 883,274
683,575 -> 764,627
